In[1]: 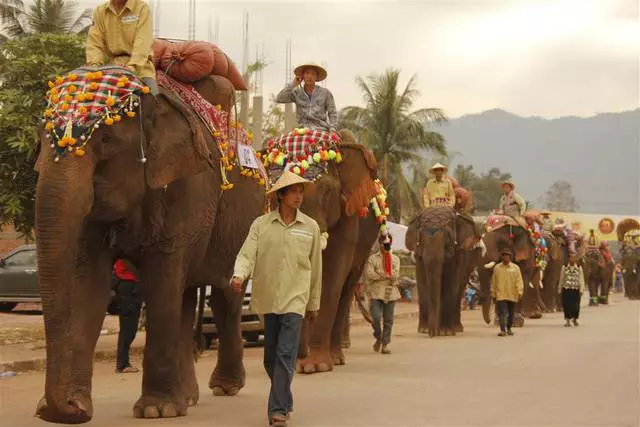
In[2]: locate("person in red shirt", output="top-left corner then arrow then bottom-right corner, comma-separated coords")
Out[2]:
113,259 -> 142,373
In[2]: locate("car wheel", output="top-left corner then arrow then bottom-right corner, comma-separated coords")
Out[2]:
0,302 -> 18,312
243,332 -> 261,343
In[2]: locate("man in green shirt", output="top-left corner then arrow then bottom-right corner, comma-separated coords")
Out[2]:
231,170 -> 322,427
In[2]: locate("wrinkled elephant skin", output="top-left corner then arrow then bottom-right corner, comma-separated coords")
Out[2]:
622,254 -> 640,299
34,76 -> 264,424
583,250 -> 614,305
295,139 -> 380,375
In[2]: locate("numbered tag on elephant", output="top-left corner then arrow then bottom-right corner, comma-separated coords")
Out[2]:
237,144 -> 260,170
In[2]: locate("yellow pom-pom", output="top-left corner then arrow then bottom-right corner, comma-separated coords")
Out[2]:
259,178 -> 265,186
47,81 -> 55,88
89,82 -> 98,91
63,94 -> 73,102
84,93 -> 94,101
57,139 -> 67,148
68,73 -> 77,81
78,106 -> 88,114
113,115 -> 122,122
117,82 -> 125,88
60,103 -> 70,111
94,71 -> 103,79
51,95 -> 60,103
142,86 -> 150,94
76,93 -> 86,102
74,148 -> 86,157
215,104 -> 222,110
126,111 -> 136,118
104,117 -> 114,126
45,122 -> 54,130
55,76 -> 64,85
105,97 -> 115,107
68,85 -> 77,93
226,165 -> 233,172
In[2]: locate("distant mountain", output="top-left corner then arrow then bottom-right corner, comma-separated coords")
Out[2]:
433,109 -> 640,215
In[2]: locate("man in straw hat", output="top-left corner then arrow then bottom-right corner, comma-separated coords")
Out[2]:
276,62 -> 337,132
490,248 -> 524,337
498,180 -> 528,228
422,163 -> 456,208
231,170 -> 322,427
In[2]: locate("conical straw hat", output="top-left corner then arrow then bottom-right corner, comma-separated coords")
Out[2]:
430,163 -> 448,171
267,170 -> 311,195
294,62 -> 328,82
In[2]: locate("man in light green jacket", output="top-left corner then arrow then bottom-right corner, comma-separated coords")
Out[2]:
490,248 -> 524,337
231,170 -> 322,427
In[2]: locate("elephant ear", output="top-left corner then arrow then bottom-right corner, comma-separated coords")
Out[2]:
145,90 -> 214,189
337,142 -> 378,216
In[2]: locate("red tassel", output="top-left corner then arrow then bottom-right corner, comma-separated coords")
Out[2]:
383,251 -> 392,278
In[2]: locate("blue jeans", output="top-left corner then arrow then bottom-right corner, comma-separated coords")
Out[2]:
263,313 -> 303,419
370,299 -> 395,345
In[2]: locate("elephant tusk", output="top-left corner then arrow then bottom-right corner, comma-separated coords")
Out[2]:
320,232 -> 329,251
529,282 -> 534,288
484,261 -> 496,269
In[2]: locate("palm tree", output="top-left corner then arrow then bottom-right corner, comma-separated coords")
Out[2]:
340,68 -> 447,222
0,0 -> 91,39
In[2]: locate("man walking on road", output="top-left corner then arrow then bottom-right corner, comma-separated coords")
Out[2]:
113,259 -> 142,373
364,234 -> 400,354
231,170 -> 322,427
491,249 -> 524,337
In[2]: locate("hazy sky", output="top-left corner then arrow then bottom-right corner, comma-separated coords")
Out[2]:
81,0 -> 639,118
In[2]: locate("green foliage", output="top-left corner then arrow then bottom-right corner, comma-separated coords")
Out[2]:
543,180 -> 579,212
452,165 -> 512,214
0,0 -> 91,39
0,33 -> 86,236
340,69 -> 447,223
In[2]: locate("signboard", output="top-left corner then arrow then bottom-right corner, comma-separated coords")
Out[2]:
237,144 -> 260,170
544,211 -> 640,241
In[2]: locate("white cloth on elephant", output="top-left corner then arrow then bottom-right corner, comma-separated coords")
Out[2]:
320,232 -> 329,251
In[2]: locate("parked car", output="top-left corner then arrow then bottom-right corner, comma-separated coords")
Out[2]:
0,244 -> 38,311
200,280 -> 264,349
0,244 -> 118,313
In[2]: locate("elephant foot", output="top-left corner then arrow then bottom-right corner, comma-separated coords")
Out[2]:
133,395 -> 188,419
330,347 -> 346,366
297,350 -> 333,374
35,395 -> 93,424
513,314 -> 525,328
208,369 -> 245,397
454,324 -> 464,333
340,339 -> 351,349
527,311 -> 543,319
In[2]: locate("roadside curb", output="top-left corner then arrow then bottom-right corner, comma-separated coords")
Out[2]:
1,311 -> 418,374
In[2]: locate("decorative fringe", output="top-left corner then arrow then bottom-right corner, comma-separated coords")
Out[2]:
383,251 -> 392,278
344,177 -> 377,216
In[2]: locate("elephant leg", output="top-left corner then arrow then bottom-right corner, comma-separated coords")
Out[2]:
209,285 -> 245,397
179,287 -> 199,406
36,241 -> 113,424
330,270 -> 361,366
340,306 -> 351,349
439,260 -> 457,336
134,256 -> 188,419
415,256 -> 429,333
426,258 -> 444,338
513,300 -> 525,327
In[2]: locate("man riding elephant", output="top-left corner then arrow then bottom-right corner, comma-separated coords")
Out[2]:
423,163 -> 456,208
498,180 -> 527,228
86,0 -> 158,94
276,62 -> 337,132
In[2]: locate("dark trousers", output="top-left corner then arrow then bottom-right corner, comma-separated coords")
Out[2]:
370,299 -> 396,345
263,313 -> 303,418
116,280 -> 142,371
562,289 -> 581,320
496,300 -> 515,332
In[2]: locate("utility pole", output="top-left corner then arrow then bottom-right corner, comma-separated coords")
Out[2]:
188,0 -> 196,41
239,12 -> 249,128
252,43 -> 265,150
284,38 -> 296,132
151,0 -> 160,37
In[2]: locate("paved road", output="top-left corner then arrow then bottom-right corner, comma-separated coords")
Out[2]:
1,296 -> 638,426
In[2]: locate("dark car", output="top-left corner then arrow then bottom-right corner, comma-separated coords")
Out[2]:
0,244 -> 118,313
0,244 -> 38,311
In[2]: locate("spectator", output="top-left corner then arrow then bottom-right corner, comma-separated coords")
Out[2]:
113,259 -> 142,373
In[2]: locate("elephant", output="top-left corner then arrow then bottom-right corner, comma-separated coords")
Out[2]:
34,70 -> 265,424
479,223 -> 539,327
293,137 -> 381,374
405,207 -> 483,337
583,248 -> 614,305
540,231 -> 569,313
620,248 -> 640,299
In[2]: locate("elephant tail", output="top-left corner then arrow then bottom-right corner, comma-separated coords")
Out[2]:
193,284 -> 208,361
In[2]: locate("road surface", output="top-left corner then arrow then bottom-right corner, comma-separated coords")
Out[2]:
1,296 -> 638,426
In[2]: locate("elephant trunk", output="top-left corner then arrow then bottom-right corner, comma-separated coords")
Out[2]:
478,266 -> 492,324
35,157 -> 96,423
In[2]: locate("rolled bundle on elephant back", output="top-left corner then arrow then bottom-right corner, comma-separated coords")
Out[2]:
152,39 -> 172,68
524,210 -> 543,225
455,187 -> 472,212
617,218 -> 640,241
446,176 -> 460,188
209,43 -> 248,91
161,41 -> 216,83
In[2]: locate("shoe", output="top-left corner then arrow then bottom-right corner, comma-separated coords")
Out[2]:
573,319 -> 579,327
381,345 -> 391,354
373,340 -> 381,352
507,329 -> 514,336
498,331 -> 506,337
564,320 -> 572,327
115,366 -> 139,374
269,413 -> 287,427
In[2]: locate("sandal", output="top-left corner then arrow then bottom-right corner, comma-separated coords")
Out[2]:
115,366 -> 139,374
270,414 -> 287,427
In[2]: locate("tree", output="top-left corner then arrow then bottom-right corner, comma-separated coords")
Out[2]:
0,0 -> 91,39
543,180 -> 579,212
453,164 -> 477,189
0,34 -> 86,236
340,69 -> 447,222
262,94 -> 285,141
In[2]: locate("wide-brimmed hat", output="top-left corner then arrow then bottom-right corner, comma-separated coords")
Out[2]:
540,210 -> 551,216
294,62 -> 327,82
266,170 -> 310,195
501,248 -> 513,257
430,162 -> 448,172
501,180 -> 515,189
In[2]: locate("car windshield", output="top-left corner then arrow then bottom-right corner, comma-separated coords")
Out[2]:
4,249 -> 36,267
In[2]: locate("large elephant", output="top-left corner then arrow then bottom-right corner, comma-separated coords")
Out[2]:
541,231 -> 569,312
621,248 -> 640,299
583,248 -> 614,305
405,207 -> 482,337
35,70 -> 265,424
294,138 -> 380,374
479,224 -> 538,327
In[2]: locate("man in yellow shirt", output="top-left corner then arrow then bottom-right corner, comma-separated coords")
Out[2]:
231,170 -> 322,427
423,163 -> 455,208
490,249 -> 524,337
86,0 -> 157,94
